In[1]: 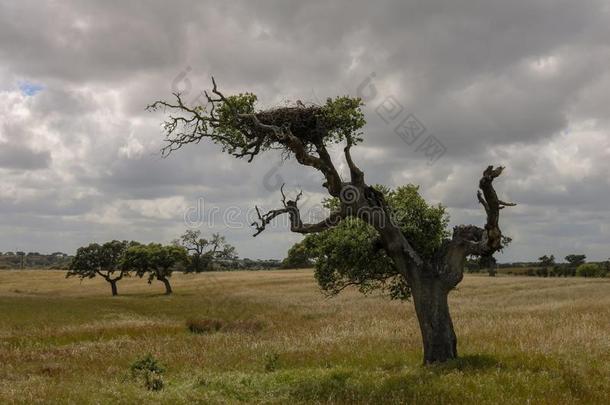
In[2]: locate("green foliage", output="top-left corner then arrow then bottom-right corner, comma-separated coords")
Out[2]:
385,185 -> 450,259
317,96 -> 365,145
122,243 -> 188,283
305,218 -> 399,297
281,241 -> 313,269
576,263 -> 606,278
305,185 -> 449,300
130,354 -> 165,391
538,255 -> 555,267
565,254 -> 586,267
216,93 -> 261,155
67,240 -> 136,279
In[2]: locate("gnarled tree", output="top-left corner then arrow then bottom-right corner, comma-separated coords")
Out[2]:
148,79 -> 516,364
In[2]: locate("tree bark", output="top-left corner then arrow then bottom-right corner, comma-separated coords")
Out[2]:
110,280 -> 118,296
160,277 -> 173,295
411,279 -> 457,364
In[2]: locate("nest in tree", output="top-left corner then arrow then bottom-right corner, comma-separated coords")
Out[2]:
254,105 -> 327,144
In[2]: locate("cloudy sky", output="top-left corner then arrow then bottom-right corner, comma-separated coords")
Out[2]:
0,0 -> 609,262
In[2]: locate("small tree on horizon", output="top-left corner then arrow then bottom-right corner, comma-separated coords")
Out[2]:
67,240 -> 135,296
565,254 -> 586,277
173,230 -> 236,272
123,243 -> 187,295
536,254 -> 556,277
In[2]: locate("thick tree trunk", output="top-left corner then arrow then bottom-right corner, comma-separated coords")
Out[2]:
110,280 -> 118,296
411,279 -> 457,364
160,277 -> 172,295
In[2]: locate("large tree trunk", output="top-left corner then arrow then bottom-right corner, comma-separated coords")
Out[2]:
109,280 -> 118,296
411,279 -> 457,364
160,277 -> 173,295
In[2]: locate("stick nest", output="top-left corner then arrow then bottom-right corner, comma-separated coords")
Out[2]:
254,105 -> 327,143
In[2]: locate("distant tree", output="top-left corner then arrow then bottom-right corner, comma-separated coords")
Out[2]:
535,254 -> 555,277
174,230 -> 236,272
576,263 -> 602,278
67,241 -> 134,296
123,244 -> 187,295
16,251 -> 25,269
281,241 -> 313,269
538,255 -> 555,267
565,254 -> 586,277
565,254 -> 586,267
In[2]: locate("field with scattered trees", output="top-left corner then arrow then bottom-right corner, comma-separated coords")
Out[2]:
0,269 -> 608,404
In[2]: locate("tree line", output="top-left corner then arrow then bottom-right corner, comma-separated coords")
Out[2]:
529,254 -> 608,278
0,251 -> 72,270
462,253 -> 609,278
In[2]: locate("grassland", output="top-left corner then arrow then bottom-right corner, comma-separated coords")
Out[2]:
0,270 -> 608,404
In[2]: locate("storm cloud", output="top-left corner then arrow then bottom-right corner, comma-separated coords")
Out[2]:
0,0 -> 609,261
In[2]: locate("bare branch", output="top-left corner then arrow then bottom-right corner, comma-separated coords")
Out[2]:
251,186 -> 345,236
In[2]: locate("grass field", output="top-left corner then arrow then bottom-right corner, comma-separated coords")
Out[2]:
0,270 -> 608,404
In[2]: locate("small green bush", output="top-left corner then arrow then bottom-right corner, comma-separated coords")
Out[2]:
130,354 -> 165,391
576,263 -> 603,278
264,352 -> 280,372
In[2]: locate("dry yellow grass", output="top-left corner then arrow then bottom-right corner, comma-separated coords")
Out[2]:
0,270 -> 608,404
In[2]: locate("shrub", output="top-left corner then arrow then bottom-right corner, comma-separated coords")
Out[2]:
576,263 -> 603,278
264,352 -> 280,372
130,354 -> 165,391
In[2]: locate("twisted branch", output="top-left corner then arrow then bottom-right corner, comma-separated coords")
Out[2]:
251,184 -> 345,236
452,166 -> 516,256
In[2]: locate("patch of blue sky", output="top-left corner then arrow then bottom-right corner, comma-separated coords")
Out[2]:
18,81 -> 44,96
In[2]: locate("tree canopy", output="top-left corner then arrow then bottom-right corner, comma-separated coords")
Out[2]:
122,243 -> 188,295
67,240 -> 136,296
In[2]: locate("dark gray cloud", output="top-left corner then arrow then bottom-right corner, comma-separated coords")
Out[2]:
0,0 -> 609,261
